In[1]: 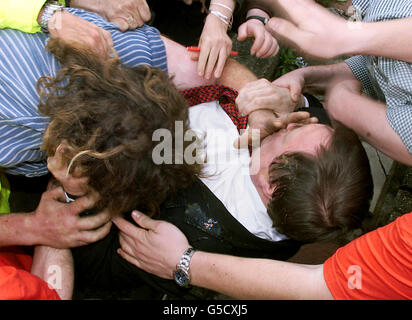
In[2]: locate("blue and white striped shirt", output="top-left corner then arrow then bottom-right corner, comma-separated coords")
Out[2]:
346,0 -> 412,154
0,8 -> 168,177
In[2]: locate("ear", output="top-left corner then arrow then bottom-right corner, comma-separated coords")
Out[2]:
258,176 -> 276,207
263,178 -> 276,201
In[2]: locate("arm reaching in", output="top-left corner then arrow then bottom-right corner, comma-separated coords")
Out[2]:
113,211 -> 333,300
70,0 -> 151,30
237,8 -> 278,58
31,245 -> 74,300
0,186 -> 112,248
261,0 -> 412,63
325,75 -> 412,166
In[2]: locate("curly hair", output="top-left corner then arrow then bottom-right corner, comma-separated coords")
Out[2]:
38,39 -> 202,215
267,123 -> 373,244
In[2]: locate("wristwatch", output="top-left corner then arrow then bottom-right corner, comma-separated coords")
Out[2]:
40,1 -> 65,32
245,15 -> 269,25
174,247 -> 196,287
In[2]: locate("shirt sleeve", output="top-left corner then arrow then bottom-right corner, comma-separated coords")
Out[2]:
345,55 -> 380,99
351,0 -> 370,16
0,0 -> 65,33
323,212 -> 412,300
386,103 -> 412,155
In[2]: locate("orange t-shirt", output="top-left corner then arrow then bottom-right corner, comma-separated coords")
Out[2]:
0,247 -> 61,300
324,212 -> 412,300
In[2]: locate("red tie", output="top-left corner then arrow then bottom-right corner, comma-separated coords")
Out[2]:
181,85 -> 248,133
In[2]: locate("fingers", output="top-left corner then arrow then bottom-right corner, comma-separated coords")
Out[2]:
110,17 -> 129,32
197,44 -> 209,77
214,48 -> 229,78
234,129 -> 261,149
236,79 -> 289,116
136,0 -> 151,23
113,210 -> 159,236
110,0 -> 151,30
266,17 -> 306,49
98,29 -> 114,58
289,82 -> 303,103
112,215 -> 140,238
250,31 -> 265,56
255,32 -> 279,58
118,229 -> 137,257
76,208 -> 111,230
277,111 -> 316,129
236,23 -> 248,41
44,185 -> 66,203
117,247 -> 141,268
130,210 -> 159,230
78,220 -> 112,245
204,46 -> 220,79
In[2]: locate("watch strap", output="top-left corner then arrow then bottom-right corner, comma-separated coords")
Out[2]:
245,15 -> 269,25
177,247 -> 196,270
174,247 -> 196,287
40,1 -> 65,33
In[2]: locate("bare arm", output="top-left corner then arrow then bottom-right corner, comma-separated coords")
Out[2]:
0,187 -> 111,248
190,251 -> 332,300
326,78 -> 412,166
162,35 -> 258,91
113,211 -> 334,300
31,246 -> 74,300
261,0 -> 412,63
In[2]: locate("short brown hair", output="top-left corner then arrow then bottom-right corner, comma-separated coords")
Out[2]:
268,123 -> 373,244
38,39 -> 201,215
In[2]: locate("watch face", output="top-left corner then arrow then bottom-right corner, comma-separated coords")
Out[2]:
174,269 -> 190,287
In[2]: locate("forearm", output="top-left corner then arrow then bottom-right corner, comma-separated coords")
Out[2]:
163,34 -> 257,91
31,246 -> 74,300
190,251 -> 333,299
0,212 -> 40,247
218,58 -> 258,91
301,62 -> 353,96
327,90 -> 412,166
258,0 -> 350,17
350,19 -> 412,63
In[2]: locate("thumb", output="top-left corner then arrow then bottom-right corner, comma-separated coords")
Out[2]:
266,17 -> 303,47
237,23 -> 248,41
289,81 -> 303,103
110,17 -> 129,32
131,210 -> 158,230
